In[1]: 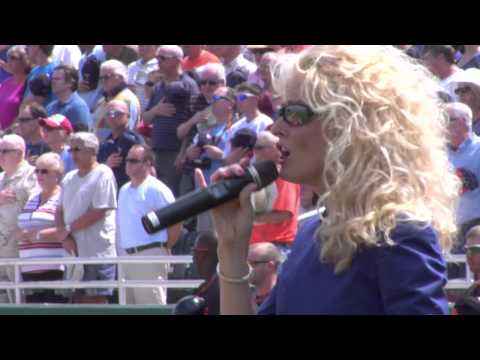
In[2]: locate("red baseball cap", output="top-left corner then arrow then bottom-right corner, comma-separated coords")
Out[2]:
39,114 -> 73,135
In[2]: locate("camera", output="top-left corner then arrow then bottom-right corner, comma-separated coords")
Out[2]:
196,133 -> 214,149
184,157 -> 212,170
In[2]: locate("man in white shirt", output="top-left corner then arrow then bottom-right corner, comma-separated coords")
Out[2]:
223,82 -> 273,164
127,45 -> 159,111
422,45 -> 463,102
208,45 -> 257,87
117,144 -> 181,304
52,45 -> 82,70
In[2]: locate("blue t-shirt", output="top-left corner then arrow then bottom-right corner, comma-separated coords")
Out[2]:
24,62 -> 57,106
146,73 -> 199,151
448,135 -> 480,226
0,46 -> 11,84
193,122 -> 229,185
117,175 -> 175,249
258,217 -> 449,315
97,129 -> 145,190
60,147 -> 76,175
46,92 -> 92,131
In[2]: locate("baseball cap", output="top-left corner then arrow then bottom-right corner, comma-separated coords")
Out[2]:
452,68 -> 480,89
39,114 -> 73,135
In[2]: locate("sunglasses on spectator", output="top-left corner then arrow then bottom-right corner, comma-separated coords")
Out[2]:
200,79 -> 220,86
236,93 -> 256,102
99,74 -> 115,81
145,81 -> 155,87
106,110 -> 128,118
278,103 -> 316,127
253,144 -> 272,150
68,147 -> 84,153
17,117 -> 36,123
157,55 -> 175,62
212,95 -> 234,104
0,148 -> 19,155
125,158 -> 145,164
35,168 -> 50,175
455,86 -> 472,95
248,260 -> 270,267
467,247 -> 480,254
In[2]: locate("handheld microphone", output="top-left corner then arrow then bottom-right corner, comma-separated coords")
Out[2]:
141,160 -> 279,234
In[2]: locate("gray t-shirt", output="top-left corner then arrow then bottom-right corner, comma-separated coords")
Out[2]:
61,164 -> 117,257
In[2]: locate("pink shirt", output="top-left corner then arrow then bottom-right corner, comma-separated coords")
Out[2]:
0,77 -> 25,130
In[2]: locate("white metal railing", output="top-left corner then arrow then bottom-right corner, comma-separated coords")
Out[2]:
0,251 -> 473,306
0,256 -> 202,305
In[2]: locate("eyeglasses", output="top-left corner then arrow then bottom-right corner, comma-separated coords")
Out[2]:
0,148 -> 18,155
455,86 -> 472,95
68,147 -> 84,153
200,79 -> 220,86
35,168 -> 50,175
99,74 -> 115,82
125,158 -> 144,164
157,55 -> 175,62
106,110 -> 127,118
236,93 -> 255,102
42,125 -> 58,132
278,103 -> 316,127
17,117 -> 36,123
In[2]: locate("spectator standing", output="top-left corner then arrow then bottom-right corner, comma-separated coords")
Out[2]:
77,56 -> 103,114
94,60 -> 141,141
208,45 -> 257,88
103,45 -> 138,66
446,102 -> 480,278
0,46 -> 31,130
15,152 -> 70,303
56,132 -> 117,304
181,45 -> 220,72
452,68 -> 480,135
0,134 -> 37,303
52,45 -> 82,69
16,103 -> 51,164
249,131 -> 300,262
39,114 -> 76,174
457,45 -> 480,70
127,45 -> 159,112
143,45 -> 199,196
117,144 -> 181,304
247,243 -> 281,307
0,45 -> 12,84
223,82 -> 273,164
192,231 -> 220,315
46,64 -> 92,131
97,100 -> 144,190
421,45 -> 463,102
23,45 -> 57,107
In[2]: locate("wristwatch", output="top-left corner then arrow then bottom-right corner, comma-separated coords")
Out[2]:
65,224 -> 71,234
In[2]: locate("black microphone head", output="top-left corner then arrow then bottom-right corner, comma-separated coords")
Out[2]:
248,160 -> 279,189
174,295 -> 207,315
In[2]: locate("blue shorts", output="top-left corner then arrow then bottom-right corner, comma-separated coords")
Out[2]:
79,264 -> 117,296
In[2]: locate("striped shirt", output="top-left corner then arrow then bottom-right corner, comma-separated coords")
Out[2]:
17,191 -> 65,273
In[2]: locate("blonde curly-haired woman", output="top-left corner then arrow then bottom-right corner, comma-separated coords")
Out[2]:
197,45 -> 459,314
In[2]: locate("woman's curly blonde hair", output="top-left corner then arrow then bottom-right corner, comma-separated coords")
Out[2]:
272,45 -> 459,273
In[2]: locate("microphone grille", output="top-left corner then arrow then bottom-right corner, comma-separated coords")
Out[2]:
250,160 -> 279,189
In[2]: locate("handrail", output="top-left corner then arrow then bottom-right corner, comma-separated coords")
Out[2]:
0,252 -> 473,305
0,255 -> 198,305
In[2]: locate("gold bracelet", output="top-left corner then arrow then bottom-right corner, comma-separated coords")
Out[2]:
216,263 -> 252,284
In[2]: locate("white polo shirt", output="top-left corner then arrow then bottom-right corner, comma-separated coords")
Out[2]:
117,175 -> 175,249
